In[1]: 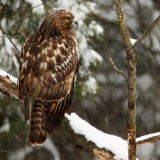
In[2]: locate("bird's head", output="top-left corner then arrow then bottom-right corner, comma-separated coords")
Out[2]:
41,9 -> 78,36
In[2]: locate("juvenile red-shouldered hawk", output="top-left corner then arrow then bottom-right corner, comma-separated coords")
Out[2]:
18,9 -> 79,146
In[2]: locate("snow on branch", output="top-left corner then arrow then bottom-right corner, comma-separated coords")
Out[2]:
136,132 -> 160,146
0,70 -> 159,160
0,70 -> 115,159
64,113 -> 128,160
0,69 -> 18,84
0,69 -> 18,100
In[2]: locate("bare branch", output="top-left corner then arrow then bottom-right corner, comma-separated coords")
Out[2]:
107,54 -> 128,79
114,0 -> 137,159
134,14 -> 160,46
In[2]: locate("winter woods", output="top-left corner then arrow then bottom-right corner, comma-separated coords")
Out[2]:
0,0 -> 160,160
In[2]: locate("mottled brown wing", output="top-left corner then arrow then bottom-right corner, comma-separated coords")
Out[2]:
43,72 -> 77,133
19,32 -> 78,102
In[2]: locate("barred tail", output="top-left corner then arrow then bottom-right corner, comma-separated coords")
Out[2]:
29,101 -> 47,146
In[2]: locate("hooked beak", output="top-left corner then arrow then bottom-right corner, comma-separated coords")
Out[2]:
74,21 -> 78,27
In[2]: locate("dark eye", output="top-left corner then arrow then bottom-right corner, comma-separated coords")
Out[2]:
66,17 -> 72,21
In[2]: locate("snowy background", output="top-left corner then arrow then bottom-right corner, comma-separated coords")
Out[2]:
0,0 -> 160,159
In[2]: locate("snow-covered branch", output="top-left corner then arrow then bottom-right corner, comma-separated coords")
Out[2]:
1,70 -> 160,160
0,69 -> 18,100
0,70 -> 115,159
136,132 -> 160,146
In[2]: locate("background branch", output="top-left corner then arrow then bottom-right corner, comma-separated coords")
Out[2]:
115,0 -> 137,159
107,54 -> 128,79
134,14 -> 160,46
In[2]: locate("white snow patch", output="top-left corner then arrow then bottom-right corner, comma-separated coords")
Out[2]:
136,132 -> 160,142
83,49 -> 102,67
0,118 -> 10,133
25,0 -> 44,14
130,38 -> 137,45
88,21 -> 103,36
0,70 -> 18,84
65,113 -> 128,160
137,74 -> 153,91
82,76 -> 98,96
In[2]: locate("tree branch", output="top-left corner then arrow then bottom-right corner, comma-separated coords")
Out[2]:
115,0 -> 137,159
136,132 -> 160,146
107,54 -> 128,79
1,70 -> 160,159
0,71 -> 115,160
134,14 -> 160,46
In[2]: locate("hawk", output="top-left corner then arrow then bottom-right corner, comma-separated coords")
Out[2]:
18,9 -> 79,146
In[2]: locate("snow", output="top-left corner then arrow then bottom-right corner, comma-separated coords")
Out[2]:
0,118 -> 10,133
136,132 -> 160,142
88,21 -> 103,36
65,113 -> 128,160
0,69 -> 18,84
82,49 -> 102,67
137,74 -> 153,92
25,0 -> 44,14
82,76 -> 98,96
130,38 -> 137,45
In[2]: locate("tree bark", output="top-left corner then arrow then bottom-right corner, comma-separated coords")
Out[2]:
114,0 -> 137,160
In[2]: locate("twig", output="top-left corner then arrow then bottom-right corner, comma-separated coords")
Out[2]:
0,35 -> 23,38
134,14 -> 160,46
114,0 -> 137,159
107,54 -> 128,79
1,3 -> 46,19
0,26 -> 20,58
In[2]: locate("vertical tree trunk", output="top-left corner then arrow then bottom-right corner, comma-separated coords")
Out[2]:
114,0 -> 137,159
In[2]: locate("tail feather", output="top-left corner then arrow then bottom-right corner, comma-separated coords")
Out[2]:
29,101 -> 47,146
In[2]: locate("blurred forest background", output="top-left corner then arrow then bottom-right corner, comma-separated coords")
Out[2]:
0,0 -> 160,159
